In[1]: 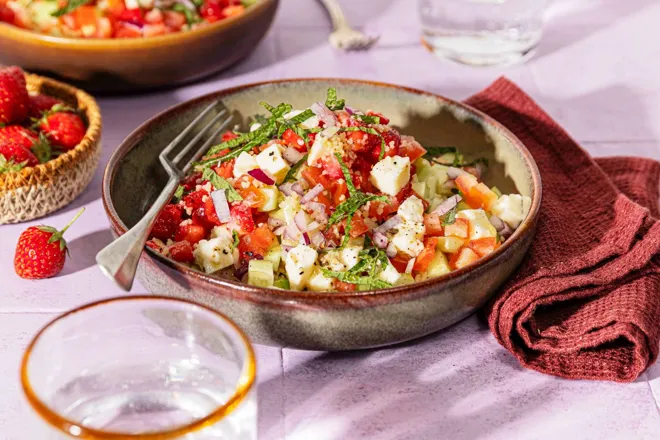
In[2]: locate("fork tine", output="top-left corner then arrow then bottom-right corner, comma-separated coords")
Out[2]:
181,115 -> 234,175
170,108 -> 229,166
159,101 -> 218,162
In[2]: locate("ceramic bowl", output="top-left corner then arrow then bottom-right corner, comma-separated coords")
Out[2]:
0,73 -> 102,224
102,79 -> 542,350
0,0 -> 278,93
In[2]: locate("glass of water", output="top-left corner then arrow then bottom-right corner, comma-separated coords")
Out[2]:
20,296 -> 257,439
419,0 -> 548,66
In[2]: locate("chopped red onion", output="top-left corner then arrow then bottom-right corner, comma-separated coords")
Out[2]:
447,167 -> 469,179
432,195 -> 462,216
268,217 -> 284,228
476,162 -> 488,179
345,106 -> 355,115
210,190 -> 231,223
273,225 -> 286,236
311,102 -> 337,127
374,215 -> 402,234
291,182 -> 305,196
248,168 -> 275,185
284,222 -> 301,240
308,221 -> 320,230
283,146 -> 305,164
386,242 -> 397,258
302,232 -> 311,245
305,201 -> 329,223
373,232 -> 389,249
310,231 -> 325,247
281,244 -> 293,252
294,211 -> 309,232
279,182 -> 295,196
488,215 -> 505,231
301,184 -> 324,204
405,258 -> 416,274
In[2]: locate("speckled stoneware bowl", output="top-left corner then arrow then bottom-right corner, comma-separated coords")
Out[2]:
102,79 -> 542,350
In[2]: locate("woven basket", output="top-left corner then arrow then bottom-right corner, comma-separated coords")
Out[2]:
0,74 -> 102,224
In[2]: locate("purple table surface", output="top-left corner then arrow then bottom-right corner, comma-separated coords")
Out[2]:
2,0 -> 660,438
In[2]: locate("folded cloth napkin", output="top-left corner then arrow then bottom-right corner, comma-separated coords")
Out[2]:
465,78 -> 660,382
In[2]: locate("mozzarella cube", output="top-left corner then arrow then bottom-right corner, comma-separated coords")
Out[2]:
285,245 -> 318,290
193,237 -> 234,274
391,221 -> 425,257
320,251 -> 346,272
398,195 -> 425,223
490,194 -> 532,229
308,127 -> 340,166
379,263 -> 402,285
339,245 -> 362,270
259,186 -> 279,212
456,209 -> 497,240
210,225 -> 233,241
370,155 -> 410,196
256,144 -> 290,184
233,152 -> 258,179
306,266 -> 335,291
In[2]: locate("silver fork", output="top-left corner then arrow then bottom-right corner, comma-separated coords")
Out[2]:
318,0 -> 379,51
96,101 -> 233,292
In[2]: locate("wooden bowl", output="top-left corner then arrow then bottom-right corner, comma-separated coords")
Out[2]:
102,79 -> 542,350
0,0 -> 279,93
0,73 -> 102,224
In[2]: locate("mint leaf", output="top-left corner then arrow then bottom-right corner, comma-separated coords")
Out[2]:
354,114 -> 381,125
324,88 -> 345,111
171,3 -> 201,28
423,146 -> 457,160
232,230 -> 240,249
284,153 -> 308,183
173,185 -> 185,202
334,153 -> 356,196
321,246 -> 392,289
51,0 -> 91,17
286,109 -> 315,124
442,206 -> 457,226
202,168 -> 243,202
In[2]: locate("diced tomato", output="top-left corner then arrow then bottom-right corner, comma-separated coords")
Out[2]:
214,159 -> 235,179
389,254 -> 412,273
203,197 -> 222,227
467,237 -> 500,257
163,10 -> 186,30
413,238 -> 438,273
143,23 -> 168,37
152,204 -> 183,240
182,190 -> 209,212
97,17 -> 113,38
238,186 -> 267,209
200,0 -> 225,23
348,130 -> 373,153
399,137 -> 427,162
282,128 -> 307,152
169,241 -> 195,263
75,5 -> 98,30
222,4 -> 245,17
423,213 -> 444,236
253,211 -> 270,226
221,130 -> 239,141
449,247 -> 481,270
324,224 -> 343,247
348,214 -> 370,238
334,280 -> 357,292
118,8 -> 144,26
0,5 -> 16,24
332,181 -> 348,205
230,203 -> 255,233
455,174 -> 478,195
368,196 -> 400,222
318,154 -> 344,180
463,183 -> 499,211
144,8 -> 164,24
315,192 -> 334,213
238,224 -> 274,260
444,217 -> 469,239
302,166 -> 333,189
352,169 -> 377,193
366,110 -> 390,125
175,224 -> 206,245
114,23 -> 142,38
370,129 -> 401,162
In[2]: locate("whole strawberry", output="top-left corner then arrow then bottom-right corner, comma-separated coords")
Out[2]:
0,125 -> 38,150
28,94 -> 63,119
14,208 -> 85,279
0,142 -> 38,168
0,66 -> 28,125
38,106 -> 86,151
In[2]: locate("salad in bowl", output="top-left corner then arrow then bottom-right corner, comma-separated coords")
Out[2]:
147,89 -> 532,292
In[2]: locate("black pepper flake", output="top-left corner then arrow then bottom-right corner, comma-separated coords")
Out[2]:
269,151 -> 275,156
223,249 -> 229,255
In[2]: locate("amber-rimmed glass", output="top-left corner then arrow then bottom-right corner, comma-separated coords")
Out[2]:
20,296 -> 256,439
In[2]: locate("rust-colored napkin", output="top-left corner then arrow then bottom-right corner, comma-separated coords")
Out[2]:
465,78 -> 660,382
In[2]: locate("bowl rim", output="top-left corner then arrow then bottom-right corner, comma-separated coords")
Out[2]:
0,0 -> 276,50
0,72 -> 102,189
102,77 -> 542,306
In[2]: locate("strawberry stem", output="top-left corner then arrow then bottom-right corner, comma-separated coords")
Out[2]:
60,207 -> 85,235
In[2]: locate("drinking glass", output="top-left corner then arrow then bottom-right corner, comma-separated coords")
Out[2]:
419,0 -> 548,66
21,296 -> 257,439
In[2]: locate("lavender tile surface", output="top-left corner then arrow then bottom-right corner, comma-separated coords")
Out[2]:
2,0 -> 660,438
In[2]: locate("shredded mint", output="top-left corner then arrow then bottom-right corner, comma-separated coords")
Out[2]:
202,168 -> 243,202
232,230 -> 240,249
171,3 -> 201,28
339,127 -> 387,160
284,154 -> 308,183
334,153 -> 357,196
173,185 -> 185,202
324,88 -> 345,111
321,246 -> 392,289
442,206 -> 457,226
287,109 -> 315,124
51,0 -> 91,17
424,146 -> 457,160
241,0 -> 258,6
354,114 -> 381,125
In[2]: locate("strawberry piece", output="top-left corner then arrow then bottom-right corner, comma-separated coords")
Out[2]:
14,209 -> 85,279
38,109 -> 86,151
230,203 -> 255,233
169,241 -> 195,263
152,204 -> 183,240
200,0 -> 228,23
0,5 -> 15,24
0,125 -> 37,150
28,94 -> 63,118
182,172 -> 202,191
118,8 -> 145,26
182,189 -> 209,212
0,142 -> 38,168
366,110 -> 390,125
175,223 -> 206,244
0,66 -> 29,125
370,128 -> 401,162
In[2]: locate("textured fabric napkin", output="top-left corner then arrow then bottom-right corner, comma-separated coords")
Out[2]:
464,78 -> 660,382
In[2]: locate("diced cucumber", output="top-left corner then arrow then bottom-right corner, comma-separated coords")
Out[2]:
414,158 -> 432,182
395,273 -> 415,286
430,164 -> 449,186
264,246 -> 282,271
280,196 -> 300,224
259,186 -> 280,212
273,277 -> 290,290
248,260 -> 274,288
457,201 -> 471,211
437,237 -> 466,254
491,186 -> 503,198
307,267 -> 334,291
270,209 -> 286,222
425,175 -> 437,201
428,195 -> 445,213
427,252 -> 451,278
412,181 -> 427,200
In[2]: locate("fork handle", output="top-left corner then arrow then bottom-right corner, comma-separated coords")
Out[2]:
96,176 -> 180,292
318,0 -> 351,30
